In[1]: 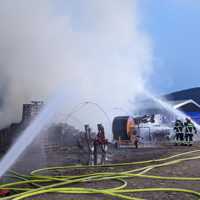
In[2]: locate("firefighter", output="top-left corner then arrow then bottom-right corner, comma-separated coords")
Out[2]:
96,124 -> 108,151
96,124 -> 106,143
130,125 -> 139,149
127,117 -> 138,148
84,124 -> 93,153
184,118 -> 197,146
174,119 -> 184,146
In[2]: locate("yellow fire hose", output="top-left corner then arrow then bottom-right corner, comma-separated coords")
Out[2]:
1,149 -> 200,200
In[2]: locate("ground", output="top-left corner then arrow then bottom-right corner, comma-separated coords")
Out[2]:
1,144 -> 200,200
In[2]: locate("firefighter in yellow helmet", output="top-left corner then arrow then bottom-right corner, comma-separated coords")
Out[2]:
184,118 -> 197,146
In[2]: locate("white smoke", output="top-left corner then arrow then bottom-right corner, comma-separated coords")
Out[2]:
0,0 -> 153,129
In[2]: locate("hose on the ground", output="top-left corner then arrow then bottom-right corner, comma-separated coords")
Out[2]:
1,149 -> 200,200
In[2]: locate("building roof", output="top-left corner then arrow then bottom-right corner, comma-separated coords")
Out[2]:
171,99 -> 200,109
163,87 -> 200,104
166,99 -> 200,113
135,87 -> 200,114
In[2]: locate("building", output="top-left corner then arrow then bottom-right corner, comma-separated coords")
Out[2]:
136,87 -> 200,125
0,100 -> 81,156
164,87 -> 200,104
22,101 -> 44,123
164,87 -> 200,124
0,101 -> 44,152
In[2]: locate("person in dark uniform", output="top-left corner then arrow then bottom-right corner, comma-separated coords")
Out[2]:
184,118 -> 197,146
174,119 -> 184,146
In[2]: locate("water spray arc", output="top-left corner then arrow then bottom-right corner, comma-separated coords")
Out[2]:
65,102 -> 88,122
0,97 -> 111,177
143,90 -> 200,132
0,89 -> 69,177
84,101 -> 112,129
66,101 -> 112,132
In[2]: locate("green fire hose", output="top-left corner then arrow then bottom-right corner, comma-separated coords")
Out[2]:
1,149 -> 200,200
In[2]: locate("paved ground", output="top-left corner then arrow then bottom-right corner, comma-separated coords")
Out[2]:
2,144 -> 200,200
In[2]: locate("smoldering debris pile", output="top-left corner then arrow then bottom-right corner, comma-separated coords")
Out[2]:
42,123 -> 94,165
2,122 -> 91,173
0,100 -> 98,173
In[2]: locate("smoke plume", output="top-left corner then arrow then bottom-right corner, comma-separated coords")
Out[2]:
0,0 -> 153,129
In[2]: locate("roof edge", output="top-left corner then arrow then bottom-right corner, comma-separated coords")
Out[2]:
173,99 -> 200,109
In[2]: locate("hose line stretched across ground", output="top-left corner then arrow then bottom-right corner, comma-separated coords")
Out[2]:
1,149 -> 200,200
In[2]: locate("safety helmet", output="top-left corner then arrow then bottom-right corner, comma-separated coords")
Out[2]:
186,118 -> 191,123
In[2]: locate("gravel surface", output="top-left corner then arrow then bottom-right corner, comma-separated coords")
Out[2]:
4,144 -> 200,200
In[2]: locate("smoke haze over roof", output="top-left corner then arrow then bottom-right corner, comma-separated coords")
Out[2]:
0,0 -> 153,130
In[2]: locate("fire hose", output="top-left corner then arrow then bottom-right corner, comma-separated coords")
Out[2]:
1,150 -> 200,200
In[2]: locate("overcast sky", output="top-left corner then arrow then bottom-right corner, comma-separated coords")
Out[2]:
139,0 -> 200,94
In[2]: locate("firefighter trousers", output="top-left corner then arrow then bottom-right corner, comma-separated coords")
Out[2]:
185,133 -> 193,145
175,132 -> 184,144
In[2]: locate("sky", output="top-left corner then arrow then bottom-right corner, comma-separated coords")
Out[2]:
139,0 -> 200,94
